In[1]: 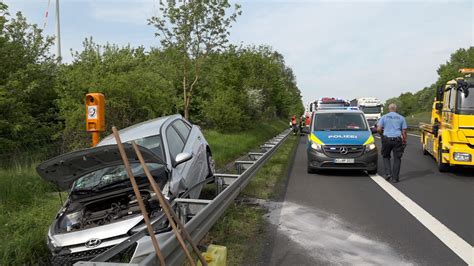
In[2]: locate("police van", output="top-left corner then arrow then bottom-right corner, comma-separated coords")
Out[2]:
303,108 -> 378,174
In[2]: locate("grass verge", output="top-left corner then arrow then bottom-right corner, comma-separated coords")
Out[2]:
204,120 -> 288,168
204,135 -> 299,265
0,119 -> 287,264
405,111 -> 431,125
0,166 -> 62,265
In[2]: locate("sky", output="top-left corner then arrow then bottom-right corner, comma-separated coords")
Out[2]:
4,0 -> 473,105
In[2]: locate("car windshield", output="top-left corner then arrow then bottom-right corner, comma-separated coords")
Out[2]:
457,87 -> 474,115
361,106 -> 382,114
72,163 -> 163,192
313,113 -> 368,131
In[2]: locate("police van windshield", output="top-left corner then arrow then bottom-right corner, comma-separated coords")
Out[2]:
313,113 -> 368,131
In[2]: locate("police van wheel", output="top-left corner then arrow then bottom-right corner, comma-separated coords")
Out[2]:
307,164 -> 317,174
367,168 -> 377,175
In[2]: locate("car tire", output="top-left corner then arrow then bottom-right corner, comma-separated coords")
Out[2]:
422,135 -> 429,155
437,141 -> 448,172
367,167 -> 377,175
206,149 -> 215,178
422,144 -> 429,155
307,162 -> 318,174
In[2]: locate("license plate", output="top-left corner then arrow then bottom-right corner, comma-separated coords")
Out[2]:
334,158 -> 355,164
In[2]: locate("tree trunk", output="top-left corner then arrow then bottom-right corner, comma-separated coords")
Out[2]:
183,52 -> 188,120
184,96 -> 190,120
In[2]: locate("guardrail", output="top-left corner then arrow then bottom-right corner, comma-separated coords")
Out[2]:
76,128 -> 291,266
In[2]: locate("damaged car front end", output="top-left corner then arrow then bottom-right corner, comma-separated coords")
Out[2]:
38,144 -> 170,264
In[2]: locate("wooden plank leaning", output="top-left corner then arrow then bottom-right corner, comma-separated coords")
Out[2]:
112,127 -> 166,266
131,141 -> 208,266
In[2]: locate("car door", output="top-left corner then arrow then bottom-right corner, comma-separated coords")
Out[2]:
167,119 -> 207,198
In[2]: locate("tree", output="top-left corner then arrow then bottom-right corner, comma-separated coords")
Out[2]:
437,47 -> 474,87
55,38 -> 178,150
0,3 -> 59,161
148,0 -> 241,119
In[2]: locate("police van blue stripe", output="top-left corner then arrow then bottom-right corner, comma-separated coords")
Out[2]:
312,131 -> 371,145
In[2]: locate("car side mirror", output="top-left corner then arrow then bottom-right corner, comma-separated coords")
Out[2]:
435,102 -> 443,112
433,124 -> 439,137
436,86 -> 444,102
302,126 -> 310,134
371,127 -> 377,134
174,152 -> 193,167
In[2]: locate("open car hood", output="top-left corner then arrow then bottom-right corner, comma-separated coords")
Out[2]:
36,144 -> 165,191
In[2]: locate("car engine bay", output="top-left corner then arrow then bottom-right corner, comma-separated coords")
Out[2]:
57,189 -> 161,233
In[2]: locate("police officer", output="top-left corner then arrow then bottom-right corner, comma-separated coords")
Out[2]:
377,103 -> 407,183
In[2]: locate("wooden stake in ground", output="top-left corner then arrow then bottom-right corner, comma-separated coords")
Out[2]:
112,127 -> 166,266
131,141 -> 208,266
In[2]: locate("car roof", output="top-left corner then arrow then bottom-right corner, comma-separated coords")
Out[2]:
98,114 -> 181,146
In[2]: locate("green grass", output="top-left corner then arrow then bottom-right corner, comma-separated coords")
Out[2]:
204,120 -> 288,168
205,135 -> 299,265
405,111 -> 431,125
0,166 -> 63,265
203,204 -> 267,266
243,135 -> 299,199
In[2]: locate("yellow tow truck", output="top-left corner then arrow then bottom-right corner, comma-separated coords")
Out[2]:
420,68 -> 474,172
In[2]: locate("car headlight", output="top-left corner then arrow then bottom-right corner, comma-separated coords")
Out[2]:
46,235 -> 56,249
453,152 -> 471,162
366,143 -> 376,151
311,142 -> 322,151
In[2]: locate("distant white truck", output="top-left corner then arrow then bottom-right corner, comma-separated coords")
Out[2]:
350,97 -> 383,131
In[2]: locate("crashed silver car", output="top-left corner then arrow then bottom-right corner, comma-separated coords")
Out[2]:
36,115 -> 215,264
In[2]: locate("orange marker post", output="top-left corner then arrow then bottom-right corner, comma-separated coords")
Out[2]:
85,93 -> 105,146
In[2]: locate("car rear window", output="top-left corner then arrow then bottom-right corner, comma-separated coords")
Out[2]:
313,113 -> 368,131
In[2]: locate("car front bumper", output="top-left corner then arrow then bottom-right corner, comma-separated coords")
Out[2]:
307,147 -> 378,171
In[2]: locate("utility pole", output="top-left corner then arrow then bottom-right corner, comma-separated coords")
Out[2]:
55,0 -> 61,63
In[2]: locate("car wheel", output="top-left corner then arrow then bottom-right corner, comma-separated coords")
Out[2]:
206,150 -> 215,177
422,135 -> 429,155
422,143 -> 429,155
437,141 -> 448,172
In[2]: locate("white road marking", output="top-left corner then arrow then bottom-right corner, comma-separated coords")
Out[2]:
369,174 -> 474,265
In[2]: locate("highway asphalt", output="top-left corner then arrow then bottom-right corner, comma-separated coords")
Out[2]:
264,134 -> 473,265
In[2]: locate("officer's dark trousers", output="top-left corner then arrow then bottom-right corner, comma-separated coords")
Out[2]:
381,136 -> 404,180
